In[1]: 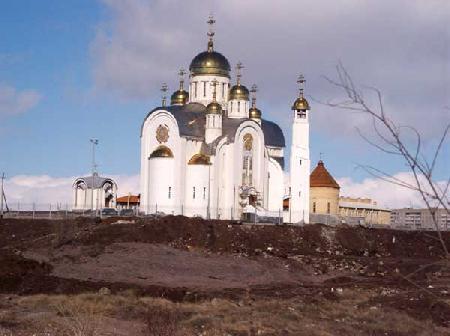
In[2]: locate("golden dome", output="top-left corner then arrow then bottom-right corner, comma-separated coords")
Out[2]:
149,145 -> 174,158
188,153 -> 211,165
170,89 -> 189,105
205,101 -> 222,114
229,84 -> 249,101
249,106 -> 261,119
292,97 -> 310,111
189,51 -> 231,77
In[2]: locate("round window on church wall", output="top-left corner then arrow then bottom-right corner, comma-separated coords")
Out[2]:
156,124 -> 169,143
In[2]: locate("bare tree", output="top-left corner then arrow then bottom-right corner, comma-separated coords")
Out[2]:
322,63 -> 449,258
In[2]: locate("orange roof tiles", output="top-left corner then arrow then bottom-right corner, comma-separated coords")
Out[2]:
310,161 -> 340,189
116,195 -> 140,204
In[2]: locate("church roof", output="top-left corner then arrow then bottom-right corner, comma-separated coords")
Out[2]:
117,195 -> 140,204
310,161 -> 340,189
142,103 -> 285,148
74,173 -> 116,189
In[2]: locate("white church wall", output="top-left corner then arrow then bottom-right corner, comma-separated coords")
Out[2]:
189,75 -> 229,107
148,157 -> 175,214
232,121 -> 266,218
227,99 -> 249,119
184,164 -> 210,218
205,114 -> 222,144
267,147 -> 284,158
211,138 -> 231,219
267,158 -> 284,212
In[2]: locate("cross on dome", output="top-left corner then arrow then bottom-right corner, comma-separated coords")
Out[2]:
250,84 -> 258,107
161,83 -> 168,106
297,74 -> 305,98
207,14 -> 215,52
236,61 -> 244,85
178,68 -> 186,90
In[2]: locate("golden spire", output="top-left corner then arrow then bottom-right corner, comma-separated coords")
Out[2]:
207,14 -> 215,52
210,78 -> 218,102
250,84 -> 257,108
236,61 -> 244,85
161,83 -> 168,107
292,74 -> 310,111
297,74 -> 305,98
178,68 -> 186,90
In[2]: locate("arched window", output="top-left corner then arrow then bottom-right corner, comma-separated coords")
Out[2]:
242,134 -> 253,186
313,202 -> 316,213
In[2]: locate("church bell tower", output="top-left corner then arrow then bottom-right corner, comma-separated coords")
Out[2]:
289,74 -> 310,224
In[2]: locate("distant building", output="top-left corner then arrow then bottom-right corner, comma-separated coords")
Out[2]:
339,196 -> 391,225
72,173 -> 117,211
117,194 -> 140,210
302,160 -> 391,225
390,208 -> 450,230
310,160 -> 340,215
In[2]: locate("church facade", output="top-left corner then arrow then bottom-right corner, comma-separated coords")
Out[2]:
140,18 -> 311,223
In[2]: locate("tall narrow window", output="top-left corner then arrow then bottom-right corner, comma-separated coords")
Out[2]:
203,187 -> 206,200
242,134 -> 253,186
194,82 -> 198,97
313,202 -> 316,213
193,187 -> 196,199
238,101 -> 241,112
203,82 -> 206,97
299,159 -> 302,165
168,187 -> 172,199
327,202 -> 331,214
222,83 -> 225,98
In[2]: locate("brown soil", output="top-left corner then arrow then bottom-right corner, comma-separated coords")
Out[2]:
0,216 -> 449,335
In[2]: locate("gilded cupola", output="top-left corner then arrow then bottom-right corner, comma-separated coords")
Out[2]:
229,62 -> 249,101
249,84 -> 261,119
292,74 -> 310,111
171,69 -> 189,105
205,78 -> 222,114
189,15 -> 231,78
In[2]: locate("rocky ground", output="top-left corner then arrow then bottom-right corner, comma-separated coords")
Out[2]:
0,216 -> 449,335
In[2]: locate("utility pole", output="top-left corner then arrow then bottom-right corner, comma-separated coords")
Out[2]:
90,139 -> 99,214
0,173 -> 5,219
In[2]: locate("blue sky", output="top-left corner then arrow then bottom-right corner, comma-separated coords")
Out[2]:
0,0 -> 448,206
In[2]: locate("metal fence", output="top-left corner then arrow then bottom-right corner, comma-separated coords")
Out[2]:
2,203 -> 448,232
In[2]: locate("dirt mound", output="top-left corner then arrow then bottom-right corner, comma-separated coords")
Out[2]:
1,217 -> 449,302
73,216 -> 450,260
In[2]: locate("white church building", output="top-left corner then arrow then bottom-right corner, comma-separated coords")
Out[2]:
140,17 -> 311,223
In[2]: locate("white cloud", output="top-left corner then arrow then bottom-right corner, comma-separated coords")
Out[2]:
338,172 -> 448,209
0,83 -> 41,117
3,174 -> 139,210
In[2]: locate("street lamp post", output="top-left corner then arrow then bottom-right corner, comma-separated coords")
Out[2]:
90,139 -> 99,215
0,173 -> 5,219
